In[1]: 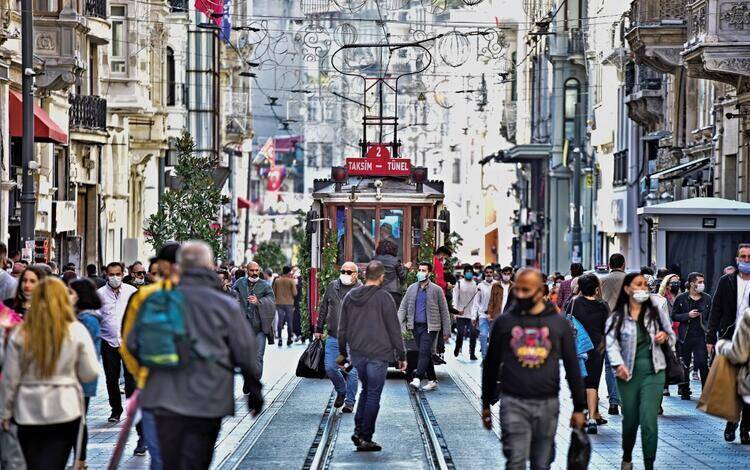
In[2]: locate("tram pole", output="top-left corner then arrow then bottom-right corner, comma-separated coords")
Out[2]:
20,0 -> 36,249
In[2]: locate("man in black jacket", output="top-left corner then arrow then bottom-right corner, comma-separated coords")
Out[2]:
338,260 -> 406,452
708,243 -> 750,443
672,272 -> 711,399
315,261 -> 362,412
481,268 -> 586,469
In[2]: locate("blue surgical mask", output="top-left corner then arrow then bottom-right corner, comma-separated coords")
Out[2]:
739,261 -> 750,275
417,272 -> 428,282
464,272 -> 473,280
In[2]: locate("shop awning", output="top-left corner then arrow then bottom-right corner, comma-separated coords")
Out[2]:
501,143 -> 551,163
649,157 -> 710,181
8,90 -> 68,144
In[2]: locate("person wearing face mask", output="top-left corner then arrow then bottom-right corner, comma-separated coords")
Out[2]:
97,262 -> 138,423
233,261 -> 276,380
124,261 -> 149,289
671,272 -> 711,400
398,262 -> 451,391
605,273 -> 676,470
487,266 -> 514,320
707,242 -> 750,444
452,264 -> 479,360
472,265 -> 496,359
481,268 -> 586,469
315,261 -> 362,412
656,273 -> 681,398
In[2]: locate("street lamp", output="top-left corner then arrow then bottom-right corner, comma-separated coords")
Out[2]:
571,147 -> 583,264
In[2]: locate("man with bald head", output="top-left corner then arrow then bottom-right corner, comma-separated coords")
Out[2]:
481,268 -> 586,469
234,260 -> 276,380
315,261 -> 362,411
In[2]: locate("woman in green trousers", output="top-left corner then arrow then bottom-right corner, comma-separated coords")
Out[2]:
605,272 -> 676,470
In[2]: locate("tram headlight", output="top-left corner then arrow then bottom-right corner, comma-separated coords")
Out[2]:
331,166 -> 348,183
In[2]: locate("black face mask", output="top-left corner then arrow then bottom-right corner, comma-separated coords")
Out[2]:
669,283 -> 680,295
515,291 -> 540,311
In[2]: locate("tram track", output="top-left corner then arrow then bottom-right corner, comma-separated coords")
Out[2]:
302,389 -> 342,470
406,383 -> 456,470
444,364 -> 502,441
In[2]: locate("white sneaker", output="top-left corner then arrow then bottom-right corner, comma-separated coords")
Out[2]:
422,380 -> 438,391
409,378 -> 421,389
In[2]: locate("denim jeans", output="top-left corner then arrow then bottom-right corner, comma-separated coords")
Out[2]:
413,323 -> 437,380
604,354 -> 620,406
479,317 -> 493,359
325,336 -> 358,406
455,317 -> 477,355
255,331 -> 267,380
141,409 -> 163,470
499,395 -> 559,470
276,305 -> 295,342
351,355 -> 388,442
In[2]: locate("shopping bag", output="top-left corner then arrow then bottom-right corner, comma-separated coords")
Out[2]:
0,424 -> 26,470
697,354 -> 742,422
567,428 -> 591,470
296,338 -> 326,378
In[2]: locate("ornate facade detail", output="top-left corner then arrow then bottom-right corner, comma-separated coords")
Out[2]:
690,4 -> 707,38
36,34 -> 56,51
720,2 -> 750,30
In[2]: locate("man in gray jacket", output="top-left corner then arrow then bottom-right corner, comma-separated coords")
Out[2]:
315,261 -> 362,411
140,241 -> 263,469
398,261 -> 451,391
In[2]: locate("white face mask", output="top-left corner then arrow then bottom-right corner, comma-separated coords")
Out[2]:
339,274 -> 353,285
502,274 -> 511,283
133,277 -> 145,286
694,283 -> 705,294
108,276 -> 122,289
632,290 -> 650,304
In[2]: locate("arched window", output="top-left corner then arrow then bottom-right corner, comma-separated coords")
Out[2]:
563,78 -> 580,145
166,47 -> 176,106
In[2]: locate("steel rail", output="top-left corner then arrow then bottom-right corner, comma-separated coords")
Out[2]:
445,365 -> 502,441
406,383 -> 455,470
303,389 -> 341,470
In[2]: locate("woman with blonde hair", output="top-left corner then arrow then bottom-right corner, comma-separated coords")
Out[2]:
1,277 -> 100,469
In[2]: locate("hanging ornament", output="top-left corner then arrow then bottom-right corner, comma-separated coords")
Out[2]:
438,31 -> 471,68
477,27 -> 509,61
301,0 -> 333,16
332,0 -> 367,12
462,0 -> 485,5
294,23 -> 332,62
333,22 -> 359,47
421,0 -> 448,14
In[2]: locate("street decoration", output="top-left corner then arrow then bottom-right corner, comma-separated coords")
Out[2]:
295,22 -> 333,62
438,31 -> 472,68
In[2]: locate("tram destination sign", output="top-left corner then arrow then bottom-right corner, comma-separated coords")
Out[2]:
345,157 -> 412,177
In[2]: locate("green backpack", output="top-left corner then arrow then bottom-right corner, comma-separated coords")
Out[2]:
132,288 -> 192,369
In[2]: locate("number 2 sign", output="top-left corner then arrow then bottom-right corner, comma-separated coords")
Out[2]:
366,144 -> 391,159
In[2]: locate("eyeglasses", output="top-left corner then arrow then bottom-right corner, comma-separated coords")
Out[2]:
340,270 -> 355,275
133,271 -> 145,277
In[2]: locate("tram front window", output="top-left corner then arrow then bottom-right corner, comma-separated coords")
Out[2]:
378,209 -> 404,260
352,209 -> 376,263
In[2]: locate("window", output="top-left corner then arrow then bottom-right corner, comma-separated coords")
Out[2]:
33,0 -> 58,12
111,6 -> 127,74
321,143 -> 333,167
613,150 -> 627,187
452,158 -> 460,184
697,80 -> 714,129
563,78 -> 580,145
352,209 -> 376,263
306,98 -> 319,122
306,143 -> 319,168
166,47 -> 176,105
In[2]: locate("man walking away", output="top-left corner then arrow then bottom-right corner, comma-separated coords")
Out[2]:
273,266 -> 298,347
86,263 -> 106,288
556,263 -> 584,310
599,253 -> 626,415
0,242 -> 17,301
481,268 -> 586,470
708,243 -> 750,443
339,260 -> 406,452
672,272 -> 711,399
315,261 -> 362,412
234,261 -> 276,380
473,265 -> 496,359
453,264 -> 479,360
398,262 -> 451,391
138,241 -> 263,469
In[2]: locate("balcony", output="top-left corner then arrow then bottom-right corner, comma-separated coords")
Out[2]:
69,95 -> 107,131
500,101 -> 517,144
626,0 -> 688,74
567,28 -> 585,56
624,62 -> 664,131
33,11 -> 87,91
683,0 -> 750,85
84,0 -> 106,18
169,0 -> 189,12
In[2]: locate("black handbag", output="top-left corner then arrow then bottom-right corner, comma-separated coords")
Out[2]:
567,428 -> 591,470
654,313 -> 687,385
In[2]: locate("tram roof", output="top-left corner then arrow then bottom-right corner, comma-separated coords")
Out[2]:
312,177 -> 444,201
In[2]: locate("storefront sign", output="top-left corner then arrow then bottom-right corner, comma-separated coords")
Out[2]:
345,157 -> 412,176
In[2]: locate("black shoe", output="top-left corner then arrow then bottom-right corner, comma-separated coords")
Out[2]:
608,404 -> 619,415
356,440 -> 382,452
351,434 -> 361,446
334,393 -> 345,408
453,345 -> 460,357
287,339 -> 293,346
134,438 -> 147,456
277,339 -> 282,346
740,428 -> 750,445
108,412 -> 122,423
586,421 -> 598,435
725,422 -> 738,442
342,404 -> 354,413
469,353 -> 478,361
596,417 -> 608,425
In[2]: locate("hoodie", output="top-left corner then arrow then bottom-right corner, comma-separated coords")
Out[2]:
338,285 -> 406,363
481,301 -> 586,411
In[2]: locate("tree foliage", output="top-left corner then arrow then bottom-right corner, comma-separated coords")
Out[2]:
319,229 -> 339,292
145,131 -> 226,258
292,219 -> 311,337
254,241 -> 287,274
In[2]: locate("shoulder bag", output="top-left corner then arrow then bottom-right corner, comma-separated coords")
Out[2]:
654,311 -> 687,385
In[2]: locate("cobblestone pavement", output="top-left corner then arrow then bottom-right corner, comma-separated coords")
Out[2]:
84,339 -> 750,469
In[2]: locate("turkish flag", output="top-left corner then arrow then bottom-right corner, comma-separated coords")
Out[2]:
266,166 -> 286,192
195,0 -> 223,26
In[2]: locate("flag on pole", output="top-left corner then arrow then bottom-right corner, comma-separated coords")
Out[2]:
220,0 -> 232,43
195,0 -> 223,26
259,137 -> 276,168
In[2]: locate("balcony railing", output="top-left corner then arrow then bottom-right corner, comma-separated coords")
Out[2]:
169,0 -> 189,12
630,0 -> 688,26
84,0 -> 107,18
69,94 -> 107,130
567,28 -> 585,55
625,62 -> 662,95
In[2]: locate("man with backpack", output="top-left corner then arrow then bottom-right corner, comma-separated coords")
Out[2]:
136,241 -> 263,468
234,261 -> 276,380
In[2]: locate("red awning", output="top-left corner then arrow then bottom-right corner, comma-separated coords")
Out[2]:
9,90 -> 68,144
237,196 -> 252,209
